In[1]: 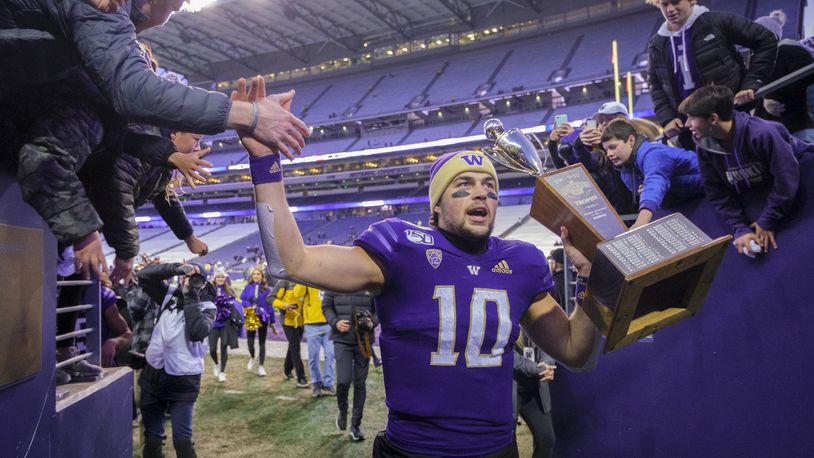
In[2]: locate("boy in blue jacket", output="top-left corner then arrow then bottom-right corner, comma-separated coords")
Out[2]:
680,85 -> 814,255
601,119 -> 705,229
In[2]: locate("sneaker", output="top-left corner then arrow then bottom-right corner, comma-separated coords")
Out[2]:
336,410 -> 347,431
284,372 -> 294,381
350,426 -> 365,441
312,383 -> 322,398
258,366 -> 267,377
296,379 -> 310,388
213,364 -> 220,378
247,358 -> 255,371
322,385 -> 336,396
58,347 -> 103,382
55,368 -> 72,385
218,372 -> 226,383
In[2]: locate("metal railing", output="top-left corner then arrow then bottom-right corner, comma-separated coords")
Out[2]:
55,279 -> 102,372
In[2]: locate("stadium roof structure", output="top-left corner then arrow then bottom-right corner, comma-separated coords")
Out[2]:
140,0 -> 604,84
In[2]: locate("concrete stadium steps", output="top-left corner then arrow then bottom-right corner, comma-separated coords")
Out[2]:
103,227 -> 172,258
502,213 -> 560,255
155,223 -> 260,263
493,204 -> 532,237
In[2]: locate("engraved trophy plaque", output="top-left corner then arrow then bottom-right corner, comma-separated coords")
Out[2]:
483,119 -> 731,352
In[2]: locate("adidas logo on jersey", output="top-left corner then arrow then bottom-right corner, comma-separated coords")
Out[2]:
269,162 -> 281,173
492,260 -> 512,274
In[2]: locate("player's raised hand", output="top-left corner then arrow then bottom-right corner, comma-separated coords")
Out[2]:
561,226 -> 591,276
233,76 -> 310,160
232,78 -> 275,157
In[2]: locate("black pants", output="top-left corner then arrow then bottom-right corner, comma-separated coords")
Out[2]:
372,432 -> 518,458
282,324 -> 305,381
246,322 -> 268,365
517,387 -> 555,458
208,328 -> 229,372
335,341 -> 369,428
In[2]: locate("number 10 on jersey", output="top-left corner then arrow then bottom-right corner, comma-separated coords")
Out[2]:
431,286 -> 512,368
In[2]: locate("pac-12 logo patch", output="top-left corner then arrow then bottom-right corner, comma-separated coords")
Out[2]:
426,249 -> 443,269
405,229 -> 434,246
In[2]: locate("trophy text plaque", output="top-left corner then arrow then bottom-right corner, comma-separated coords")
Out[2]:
584,213 -> 730,352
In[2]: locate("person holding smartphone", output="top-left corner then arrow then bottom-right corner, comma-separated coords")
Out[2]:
556,102 -> 637,215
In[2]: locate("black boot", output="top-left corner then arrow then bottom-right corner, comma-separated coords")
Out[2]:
336,408 -> 347,431
143,436 -> 164,458
173,438 -> 197,458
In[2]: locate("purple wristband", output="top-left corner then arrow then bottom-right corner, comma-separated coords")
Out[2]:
250,154 -> 283,184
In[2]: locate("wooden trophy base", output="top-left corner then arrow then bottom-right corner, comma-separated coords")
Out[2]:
582,214 -> 732,353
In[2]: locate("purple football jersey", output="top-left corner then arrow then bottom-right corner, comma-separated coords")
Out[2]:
354,218 -> 554,456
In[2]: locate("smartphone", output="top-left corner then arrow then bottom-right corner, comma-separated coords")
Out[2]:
554,114 -> 568,127
585,119 -> 597,130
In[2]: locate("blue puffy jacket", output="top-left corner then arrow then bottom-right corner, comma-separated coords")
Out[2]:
619,137 -> 705,213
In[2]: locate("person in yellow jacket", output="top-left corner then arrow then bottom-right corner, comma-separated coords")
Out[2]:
271,279 -> 308,387
290,283 -> 335,398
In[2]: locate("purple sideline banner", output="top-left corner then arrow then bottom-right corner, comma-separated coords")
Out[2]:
549,158 -> 814,455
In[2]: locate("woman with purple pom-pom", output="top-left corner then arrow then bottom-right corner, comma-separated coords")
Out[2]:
241,267 -> 277,377
208,270 -> 243,382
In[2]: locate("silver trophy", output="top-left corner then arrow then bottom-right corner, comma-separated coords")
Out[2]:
482,118 -> 552,175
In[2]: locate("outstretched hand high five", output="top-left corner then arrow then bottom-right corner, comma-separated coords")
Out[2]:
232,76 -> 309,160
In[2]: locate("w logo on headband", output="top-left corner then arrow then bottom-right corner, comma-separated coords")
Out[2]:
460,155 -> 484,166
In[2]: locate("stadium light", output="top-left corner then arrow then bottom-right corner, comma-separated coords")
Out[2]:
184,0 -> 219,13
135,216 -> 152,223
361,200 -> 386,207
202,211 -> 222,218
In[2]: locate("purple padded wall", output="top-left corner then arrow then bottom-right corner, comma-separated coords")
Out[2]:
0,171 -> 57,457
550,158 -> 814,455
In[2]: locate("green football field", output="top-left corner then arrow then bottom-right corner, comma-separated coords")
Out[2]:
132,353 -> 534,457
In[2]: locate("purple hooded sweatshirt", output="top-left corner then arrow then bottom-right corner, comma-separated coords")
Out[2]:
696,111 -> 814,238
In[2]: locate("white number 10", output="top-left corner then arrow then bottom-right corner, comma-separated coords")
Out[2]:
430,286 -> 512,367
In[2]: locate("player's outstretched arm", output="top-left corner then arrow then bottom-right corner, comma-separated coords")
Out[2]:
254,185 -> 384,293
520,227 -> 599,369
236,77 -> 385,293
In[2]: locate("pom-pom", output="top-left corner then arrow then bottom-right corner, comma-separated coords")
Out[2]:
214,295 -> 232,322
244,306 -> 261,331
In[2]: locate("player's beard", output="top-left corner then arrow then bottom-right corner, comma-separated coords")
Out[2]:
447,216 -> 494,244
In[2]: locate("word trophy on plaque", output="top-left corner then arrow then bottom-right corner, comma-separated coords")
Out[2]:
482,119 -> 731,352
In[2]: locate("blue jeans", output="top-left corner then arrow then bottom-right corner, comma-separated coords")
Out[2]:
141,389 -> 195,440
305,323 -> 334,388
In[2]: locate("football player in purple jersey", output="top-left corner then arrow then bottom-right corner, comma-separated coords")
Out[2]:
235,77 -> 599,457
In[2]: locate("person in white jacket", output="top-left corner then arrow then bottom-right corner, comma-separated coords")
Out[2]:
136,262 -> 216,458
